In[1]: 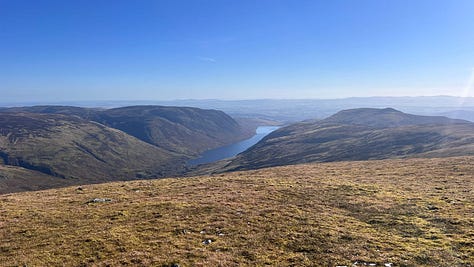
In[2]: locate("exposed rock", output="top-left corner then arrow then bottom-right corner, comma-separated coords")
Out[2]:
352,261 -> 378,266
87,198 -> 112,203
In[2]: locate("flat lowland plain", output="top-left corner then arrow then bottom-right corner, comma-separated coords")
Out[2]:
0,157 -> 473,266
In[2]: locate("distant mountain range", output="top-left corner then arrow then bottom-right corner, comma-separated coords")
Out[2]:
3,96 -> 473,122
215,108 -> 474,172
0,105 -> 252,193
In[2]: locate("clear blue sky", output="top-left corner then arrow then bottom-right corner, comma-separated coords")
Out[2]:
1,0 -> 474,102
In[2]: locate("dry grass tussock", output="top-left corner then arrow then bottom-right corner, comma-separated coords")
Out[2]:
0,156 -> 473,266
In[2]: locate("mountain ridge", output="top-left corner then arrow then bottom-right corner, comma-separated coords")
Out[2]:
0,105 -> 253,155
213,108 -> 474,172
322,107 -> 468,128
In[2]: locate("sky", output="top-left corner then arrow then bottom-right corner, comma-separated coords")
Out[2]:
1,0 -> 474,102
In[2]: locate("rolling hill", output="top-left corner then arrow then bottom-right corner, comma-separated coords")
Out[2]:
0,112 -> 185,192
0,164 -> 79,194
217,108 -> 474,171
0,105 -> 255,193
0,157 -> 472,266
0,105 -> 253,156
91,105 -> 252,155
0,105 -> 104,118
322,108 -> 467,127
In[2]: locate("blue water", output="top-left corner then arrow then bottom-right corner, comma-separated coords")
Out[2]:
188,126 -> 280,166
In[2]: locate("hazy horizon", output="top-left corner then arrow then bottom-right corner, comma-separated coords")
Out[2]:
1,94 -> 474,105
1,1 -> 474,102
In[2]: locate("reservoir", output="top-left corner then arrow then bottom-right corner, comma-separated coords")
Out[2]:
188,126 -> 280,166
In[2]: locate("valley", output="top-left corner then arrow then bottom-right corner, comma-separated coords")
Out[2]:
0,105 -> 254,193
188,126 -> 280,166
0,105 -> 473,266
3,2 -> 474,266
2,106 -> 474,194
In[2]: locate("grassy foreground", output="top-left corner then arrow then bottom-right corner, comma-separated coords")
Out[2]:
0,157 -> 473,266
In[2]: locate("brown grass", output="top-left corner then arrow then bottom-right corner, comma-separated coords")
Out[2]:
0,156 -> 473,266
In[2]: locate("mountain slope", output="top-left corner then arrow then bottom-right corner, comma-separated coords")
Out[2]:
219,108 -> 474,171
1,105 -> 253,156
0,113 -> 184,190
0,164 -> 80,194
92,105 -> 251,155
0,105 -> 102,118
439,110 -> 474,122
323,107 -> 467,127
1,157 -> 472,266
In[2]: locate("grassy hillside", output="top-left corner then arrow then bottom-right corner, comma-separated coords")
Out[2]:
0,113 -> 184,192
323,108 -> 467,128
1,105 -> 254,156
92,106 -> 252,155
0,105 -> 255,193
0,105 -> 103,118
0,157 -> 472,266
220,108 -> 474,171
0,164 -> 79,194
